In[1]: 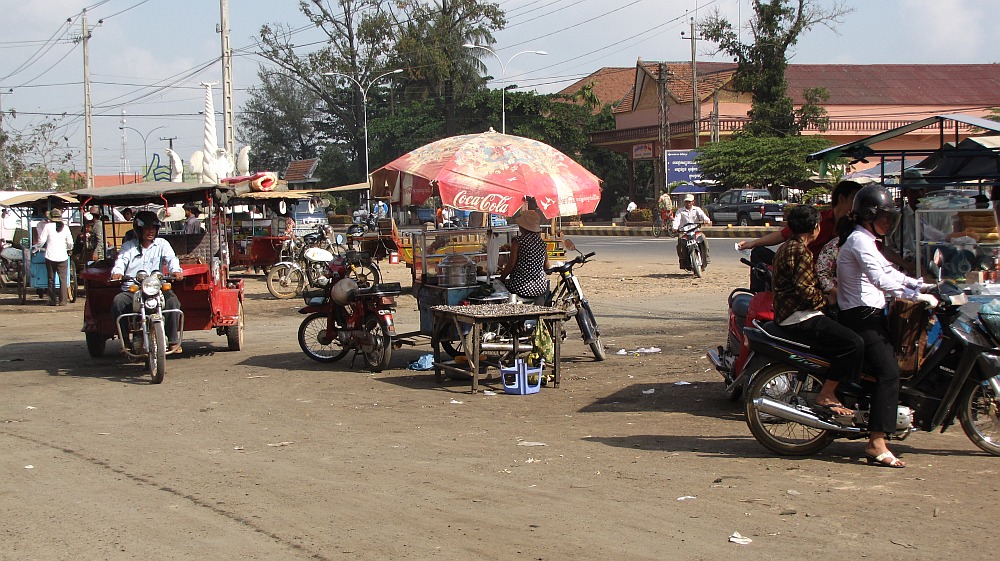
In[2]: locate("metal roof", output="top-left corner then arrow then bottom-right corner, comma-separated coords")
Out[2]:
0,191 -> 78,207
807,114 -> 1000,162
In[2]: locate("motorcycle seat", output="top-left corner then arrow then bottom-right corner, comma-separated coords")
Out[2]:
751,320 -> 811,349
353,282 -> 401,298
730,291 -> 753,319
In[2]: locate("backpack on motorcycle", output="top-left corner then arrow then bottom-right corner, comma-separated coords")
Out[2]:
888,298 -> 930,379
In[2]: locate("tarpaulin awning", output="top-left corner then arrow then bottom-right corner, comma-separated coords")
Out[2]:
0,191 -> 78,207
72,182 -> 231,204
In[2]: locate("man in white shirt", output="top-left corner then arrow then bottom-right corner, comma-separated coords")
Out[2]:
110,211 -> 185,351
672,194 -> 712,269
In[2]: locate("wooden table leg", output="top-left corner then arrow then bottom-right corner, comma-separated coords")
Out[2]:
550,318 -> 562,388
470,320 -> 481,393
431,312 -> 443,384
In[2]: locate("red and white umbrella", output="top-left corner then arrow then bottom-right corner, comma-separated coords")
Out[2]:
370,130 -> 602,218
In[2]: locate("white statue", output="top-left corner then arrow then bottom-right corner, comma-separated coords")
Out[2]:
164,148 -> 184,183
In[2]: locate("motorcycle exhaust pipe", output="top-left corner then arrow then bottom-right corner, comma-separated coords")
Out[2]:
706,349 -> 724,370
752,397 -> 862,433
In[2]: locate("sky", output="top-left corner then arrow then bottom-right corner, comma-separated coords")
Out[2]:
0,0 -> 996,179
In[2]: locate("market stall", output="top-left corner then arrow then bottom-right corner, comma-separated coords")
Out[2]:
370,130 -> 603,389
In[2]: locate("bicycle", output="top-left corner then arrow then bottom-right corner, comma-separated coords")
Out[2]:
652,209 -> 674,238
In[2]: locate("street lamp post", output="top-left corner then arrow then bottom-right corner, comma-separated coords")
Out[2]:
120,125 -> 167,177
322,69 -> 404,184
463,44 -> 547,134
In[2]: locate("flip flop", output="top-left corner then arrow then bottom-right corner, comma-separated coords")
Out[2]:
811,402 -> 853,417
865,451 -> 906,468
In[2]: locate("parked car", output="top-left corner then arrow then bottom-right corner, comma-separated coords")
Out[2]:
704,189 -> 786,226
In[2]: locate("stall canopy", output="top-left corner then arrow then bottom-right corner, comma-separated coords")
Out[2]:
807,113 -> 1000,165
0,191 -> 78,207
72,182 -> 232,205
921,135 -> 1000,180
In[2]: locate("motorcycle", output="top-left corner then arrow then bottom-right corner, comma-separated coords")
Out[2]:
347,209 -> 380,237
0,239 -> 24,289
676,222 -> 707,278
546,239 -> 606,361
297,254 -> 401,372
116,271 -> 184,384
267,229 -> 380,299
707,257 -> 774,401
742,281 -> 1000,457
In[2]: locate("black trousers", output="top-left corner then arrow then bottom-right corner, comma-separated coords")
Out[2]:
112,290 -> 181,344
838,306 -> 900,434
45,259 -> 69,305
749,247 -> 775,292
781,314 -> 864,382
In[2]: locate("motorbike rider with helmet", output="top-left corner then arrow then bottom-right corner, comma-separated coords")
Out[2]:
837,184 -> 937,469
110,211 -> 185,352
672,194 -> 712,270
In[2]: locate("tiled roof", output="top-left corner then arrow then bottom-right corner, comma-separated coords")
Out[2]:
284,158 -> 320,183
566,62 -> 1000,115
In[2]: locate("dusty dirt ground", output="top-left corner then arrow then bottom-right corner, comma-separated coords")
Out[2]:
1,245 -> 998,561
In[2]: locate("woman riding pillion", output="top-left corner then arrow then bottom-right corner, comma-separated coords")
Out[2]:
672,194 -> 712,270
837,184 -> 938,468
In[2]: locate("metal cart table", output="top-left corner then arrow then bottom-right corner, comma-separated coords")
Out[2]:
430,303 -> 565,393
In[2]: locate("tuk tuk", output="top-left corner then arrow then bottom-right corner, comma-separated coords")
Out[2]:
0,192 -> 80,304
72,182 -> 245,371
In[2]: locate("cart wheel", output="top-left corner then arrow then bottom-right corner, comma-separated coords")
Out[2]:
67,261 -> 77,303
226,302 -> 244,351
18,274 -> 27,304
86,331 -> 106,358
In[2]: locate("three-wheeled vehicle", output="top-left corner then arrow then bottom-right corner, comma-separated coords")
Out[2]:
72,182 -> 245,383
0,192 -> 80,304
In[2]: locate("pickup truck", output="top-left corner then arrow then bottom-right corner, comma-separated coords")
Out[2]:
704,189 -> 786,226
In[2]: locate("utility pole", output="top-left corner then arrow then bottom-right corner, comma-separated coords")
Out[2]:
682,17 -> 700,148
119,111 -> 130,173
657,62 -> 672,195
219,0 -> 234,156
79,10 -> 94,188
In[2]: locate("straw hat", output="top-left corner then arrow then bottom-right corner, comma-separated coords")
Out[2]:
515,211 -> 542,233
47,208 -> 62,221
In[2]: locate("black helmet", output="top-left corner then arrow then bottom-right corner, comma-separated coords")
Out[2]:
133,210 -> 162,236
852,184 -> 899,225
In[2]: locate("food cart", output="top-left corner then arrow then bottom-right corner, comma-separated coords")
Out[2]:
0,192 -> 80,304
72,182 -> 245,357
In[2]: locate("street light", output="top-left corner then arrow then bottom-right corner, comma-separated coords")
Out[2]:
322,68 -> 404,184
463,44 -> 547,134
119,125 -> 167,176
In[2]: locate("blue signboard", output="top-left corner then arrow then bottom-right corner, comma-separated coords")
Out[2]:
666,150 -> 702,184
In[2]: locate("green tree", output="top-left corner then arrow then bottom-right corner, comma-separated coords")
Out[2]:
258,0 -> 398,182
694,135 -> 832,196
237,67 -> 324,174
700,0 -> 850,137
0,118 -> 76,191
392,0 -> 504,136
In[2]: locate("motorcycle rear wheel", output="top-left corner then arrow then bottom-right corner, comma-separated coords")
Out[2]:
361,313 -> 392,372
148,322 -> 166,384
266,264 -> 304,299
576,305 -> 606,361
298,312 -> 348,363
957,378 -> 1000,456
651,220 -> 662,238
745,364 -> 833,456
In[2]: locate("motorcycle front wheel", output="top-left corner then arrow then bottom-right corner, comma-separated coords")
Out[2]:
266,264 -> 304,299
575,304 -> 606,361
297,312 -> 348,363
361,313 -> 392,372
744,364 -> 833,456
690,248 -> 703,278
957,378 -> 1000,456
148,321 -> 166,384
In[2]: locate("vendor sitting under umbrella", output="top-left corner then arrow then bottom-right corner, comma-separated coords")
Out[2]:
498,210 -> 551,305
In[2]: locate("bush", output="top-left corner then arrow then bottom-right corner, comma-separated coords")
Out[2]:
630,208 -> 653,222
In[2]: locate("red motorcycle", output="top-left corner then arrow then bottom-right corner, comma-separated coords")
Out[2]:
707,258 -> 773,401
297,254 -> 401,372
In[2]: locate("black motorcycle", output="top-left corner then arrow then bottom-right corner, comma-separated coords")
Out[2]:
546,239 -> 605,361
742,281 -> 1000,457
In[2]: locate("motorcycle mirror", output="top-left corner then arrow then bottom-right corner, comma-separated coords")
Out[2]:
932,249 -> 944,284
563,239 -> 576,253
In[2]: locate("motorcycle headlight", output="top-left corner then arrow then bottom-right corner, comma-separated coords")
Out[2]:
144,298 -> 159,309
141,275 -> 162,296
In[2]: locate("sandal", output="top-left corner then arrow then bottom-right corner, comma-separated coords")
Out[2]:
865,451 -> 906,468
812,402 -> 853,417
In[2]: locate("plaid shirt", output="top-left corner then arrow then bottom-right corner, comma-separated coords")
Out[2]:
772,237 -> 825,323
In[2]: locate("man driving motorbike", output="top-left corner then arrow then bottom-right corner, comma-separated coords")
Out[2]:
110,211 -> 185,352
672,194 -> 711,269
